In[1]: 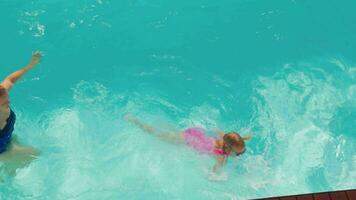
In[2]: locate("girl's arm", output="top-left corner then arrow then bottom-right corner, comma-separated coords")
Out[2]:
125,114 -> 157,134
242,134 -> 253,141
208,156 -> 229,181
212,155 -> 227,173
125,114 -> 184,143
1,52 -> 42,90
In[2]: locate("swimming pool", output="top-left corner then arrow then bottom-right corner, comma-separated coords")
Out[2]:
0,0 -> 355,199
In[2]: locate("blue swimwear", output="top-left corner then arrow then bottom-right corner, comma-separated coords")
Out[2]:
0,109 -> 16,153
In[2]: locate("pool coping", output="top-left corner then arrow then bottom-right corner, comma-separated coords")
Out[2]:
254,189 -> 356,200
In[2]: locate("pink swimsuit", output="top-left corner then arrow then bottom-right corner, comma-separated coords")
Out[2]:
183,127 -> 226,156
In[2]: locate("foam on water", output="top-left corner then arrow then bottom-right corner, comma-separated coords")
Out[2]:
0,58 -> 354,199
250,59 -> 356,196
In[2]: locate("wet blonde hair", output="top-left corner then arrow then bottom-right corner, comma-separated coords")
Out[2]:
223,132 -> 252,150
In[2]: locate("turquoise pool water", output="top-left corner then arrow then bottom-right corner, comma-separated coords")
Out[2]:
1,0 -> 356,199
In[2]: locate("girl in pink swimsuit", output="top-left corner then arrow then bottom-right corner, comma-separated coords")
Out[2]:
125,115 -> 252,174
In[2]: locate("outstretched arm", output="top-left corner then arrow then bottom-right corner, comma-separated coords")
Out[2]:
125,114 -> 157,134
212,155 -> 227,173
125,114 -> 184,143
1,51 -> 42,90
242,134 -> 253,141
208,155 -> 229,181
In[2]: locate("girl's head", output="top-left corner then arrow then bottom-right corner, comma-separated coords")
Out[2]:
223,132 -> 251,156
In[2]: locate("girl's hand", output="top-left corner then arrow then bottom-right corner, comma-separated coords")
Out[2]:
208,171 -> 228,182
242,133 -> 253,141
30,51 -> 42,65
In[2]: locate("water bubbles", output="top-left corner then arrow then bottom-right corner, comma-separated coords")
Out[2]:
273,33 -> 281,41
69,22 -> 76,28
72,80 -> 108,104
24,10 -> 45,17
33,23 -> 45,37
18,9 -> 46,38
